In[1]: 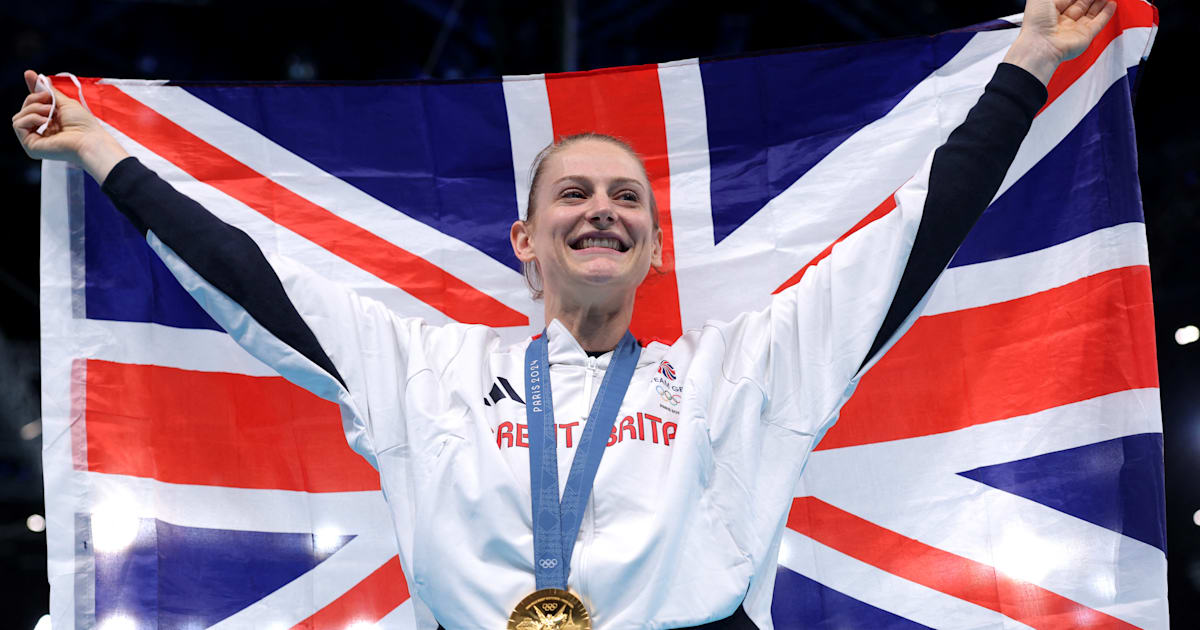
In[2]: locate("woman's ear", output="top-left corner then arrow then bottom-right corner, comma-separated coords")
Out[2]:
511,220 -> 536,263
650,227 -> 664,269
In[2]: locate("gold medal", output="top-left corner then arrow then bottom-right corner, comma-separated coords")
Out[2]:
506,588 -> 591,630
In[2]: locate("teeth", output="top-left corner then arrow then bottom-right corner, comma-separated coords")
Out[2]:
576,237 -> 623,251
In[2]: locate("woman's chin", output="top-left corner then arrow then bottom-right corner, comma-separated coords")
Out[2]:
570,258 -> 627,280
549,266 -> 643,296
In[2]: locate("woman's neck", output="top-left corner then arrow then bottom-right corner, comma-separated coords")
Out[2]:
544,293 -> 635,353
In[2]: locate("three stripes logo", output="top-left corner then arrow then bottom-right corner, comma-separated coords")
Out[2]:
482,376 -> 525,407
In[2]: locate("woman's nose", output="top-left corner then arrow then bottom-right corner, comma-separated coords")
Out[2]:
586,202 -> 616,226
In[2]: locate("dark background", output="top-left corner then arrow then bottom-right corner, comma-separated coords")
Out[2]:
2,1 -> 1195,628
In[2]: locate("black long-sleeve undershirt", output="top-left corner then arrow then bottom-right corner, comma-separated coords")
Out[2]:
860,62 -> 1047,369
101,155 -> 347,389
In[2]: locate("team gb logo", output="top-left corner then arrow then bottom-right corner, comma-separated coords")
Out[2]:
657,360 -> 676,381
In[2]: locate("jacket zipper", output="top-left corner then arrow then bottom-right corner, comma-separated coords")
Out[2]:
584,356 -> 598,408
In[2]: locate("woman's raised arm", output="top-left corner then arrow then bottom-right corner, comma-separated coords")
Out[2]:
12,71 -> 436,467
709,0 -> 1117,437
12,70 -> 128,183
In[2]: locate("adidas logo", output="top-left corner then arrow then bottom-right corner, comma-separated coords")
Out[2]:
482,376 -> 525,407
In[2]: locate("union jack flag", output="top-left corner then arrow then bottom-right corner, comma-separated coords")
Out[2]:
39,1 -> 1164,627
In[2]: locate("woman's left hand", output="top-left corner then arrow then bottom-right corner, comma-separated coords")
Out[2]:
1003,0 -> 1118,85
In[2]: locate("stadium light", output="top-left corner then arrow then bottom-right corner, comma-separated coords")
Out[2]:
20,420 -> 41,440
32,614 -> 50,630
1176,325 -> 1199,345
1193,509 -> 1200,527
27,514 -> 46,533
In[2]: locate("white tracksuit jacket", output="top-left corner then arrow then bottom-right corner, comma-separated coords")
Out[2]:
100,64 -> 1047,629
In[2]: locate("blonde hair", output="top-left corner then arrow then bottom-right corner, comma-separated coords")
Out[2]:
521,132 -> 660,300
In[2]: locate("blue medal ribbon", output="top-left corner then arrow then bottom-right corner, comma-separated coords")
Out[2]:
525,329 -> 641,589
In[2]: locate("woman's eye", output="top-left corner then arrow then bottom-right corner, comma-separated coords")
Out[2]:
562,189 -> 585,199
618,191 -> 639,202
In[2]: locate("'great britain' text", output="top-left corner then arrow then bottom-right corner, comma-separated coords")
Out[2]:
495,412 -> 676,450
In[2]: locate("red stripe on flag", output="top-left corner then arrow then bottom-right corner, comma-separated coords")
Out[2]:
1042,0 -> 1158,114
53,78 -> 526,328
774,196 -> 898,294
817,265 -> 1157,451
544,64 -> 683,343
787,497 -> 1138,629
83,359 -> 380,492
290,555 -> 409,630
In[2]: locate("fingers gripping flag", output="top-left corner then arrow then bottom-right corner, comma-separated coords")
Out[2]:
39,1 -> 1164,628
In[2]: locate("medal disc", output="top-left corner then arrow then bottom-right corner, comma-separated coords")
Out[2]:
506,588 -> 591,630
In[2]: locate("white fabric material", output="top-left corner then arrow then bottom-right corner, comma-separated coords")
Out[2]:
34,72 -> 89,135
146,140 -> 929,628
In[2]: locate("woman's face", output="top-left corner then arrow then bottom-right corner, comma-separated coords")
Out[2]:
512,139 -> 663,302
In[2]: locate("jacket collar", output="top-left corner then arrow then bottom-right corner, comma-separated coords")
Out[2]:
542,319 -> 656,368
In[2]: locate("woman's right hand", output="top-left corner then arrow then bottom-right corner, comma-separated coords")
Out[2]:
12,70 -> 128,183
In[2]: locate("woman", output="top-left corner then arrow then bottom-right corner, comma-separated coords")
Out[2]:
13,1 -> 1115,627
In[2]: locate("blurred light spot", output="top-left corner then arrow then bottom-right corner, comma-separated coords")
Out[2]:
20,419 -> 42,440
27,514 -> 46,533
346,622 -> 380,630
1176,325 -> 1199,345
25,165 -> 41,185
33,614 -> 51,630
136,55 -> 159,75
287,57 -> 316,80
313,527 -> 342,554
1193,509 -> 1200,527
1189,560 -> 1200,592
96,614 -> 138,630
92,502 -> 141,553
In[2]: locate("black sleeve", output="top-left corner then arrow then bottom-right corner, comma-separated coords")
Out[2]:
861,62 -> 1048,368
100,158 -> 346,388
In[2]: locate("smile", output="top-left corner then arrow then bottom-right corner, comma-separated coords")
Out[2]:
569,235 -> 629,252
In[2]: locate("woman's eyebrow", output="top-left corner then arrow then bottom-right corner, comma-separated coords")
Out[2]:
551,175 -> 592,189
608,177 -> 647,191
551,175 -> 646,191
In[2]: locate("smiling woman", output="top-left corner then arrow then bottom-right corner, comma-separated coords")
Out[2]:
511,133 -> 664,352
11,0 -> 1117,627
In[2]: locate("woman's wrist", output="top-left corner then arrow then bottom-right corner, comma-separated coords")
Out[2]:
1002,33 -> 1064,87
76,132 -> 129,185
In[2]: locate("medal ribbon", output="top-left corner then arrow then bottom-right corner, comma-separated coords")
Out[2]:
525,329 -> 640,589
